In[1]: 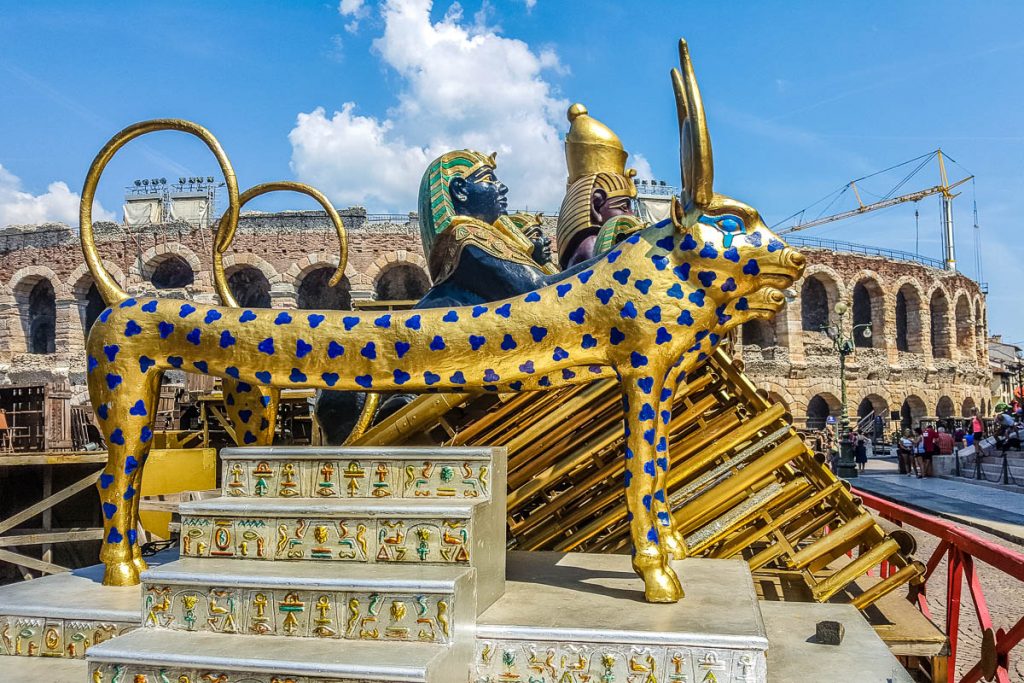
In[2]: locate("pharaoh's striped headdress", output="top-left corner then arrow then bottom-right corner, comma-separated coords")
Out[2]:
418,150 -> 496,257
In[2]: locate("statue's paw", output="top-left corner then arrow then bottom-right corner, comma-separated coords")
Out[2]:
102,560 -> 140,587
640,563 -> 682,603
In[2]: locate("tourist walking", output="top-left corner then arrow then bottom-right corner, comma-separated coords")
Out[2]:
854,432 -> 868,474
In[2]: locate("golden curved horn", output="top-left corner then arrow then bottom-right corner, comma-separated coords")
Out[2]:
81,119 -> 239,305
212,181 -> 348,307
671,39 -> 713,209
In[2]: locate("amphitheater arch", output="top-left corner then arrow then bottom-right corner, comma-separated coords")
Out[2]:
857,393 -> 889,418
953,292 -> 974,359
900,395 -> 927,430
10,267 -> 62,355
929,286 -> 952,359
800,270 -> 840,333
67,261 -> 126,298
936,395 -> 955,419
297,266 -> 353,310
894,280 -> 925,354
805,392 -> 841,430
851,275 -> 884,348
374,262 -> 431,301
741,318 -> 776,347
961,397 -> 977,417
150,254 -> 195,290
226,266 -> 272,309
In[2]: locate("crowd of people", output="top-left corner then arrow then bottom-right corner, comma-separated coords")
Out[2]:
811,402 -> 1024,479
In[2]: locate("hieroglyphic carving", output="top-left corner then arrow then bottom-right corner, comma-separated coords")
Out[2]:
472,641 -> 767,683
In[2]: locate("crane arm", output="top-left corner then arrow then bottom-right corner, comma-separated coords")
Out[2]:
780,175 -> 972,235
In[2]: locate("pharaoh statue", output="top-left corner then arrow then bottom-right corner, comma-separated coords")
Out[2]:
315,149 -> 559,442
417,149 -> 554,307
556,103 -> 646,269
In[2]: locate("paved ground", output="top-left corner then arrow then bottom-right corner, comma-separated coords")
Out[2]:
855,458 -> 1024,681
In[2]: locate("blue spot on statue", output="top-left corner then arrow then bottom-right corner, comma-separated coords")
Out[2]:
699,242 -> 718,259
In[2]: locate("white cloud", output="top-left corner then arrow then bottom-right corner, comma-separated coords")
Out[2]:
0,164 -> 114,229
339,0 -> 369,33
630,153 -> 655,183
292,0 -> 569,212
522,0 -> 537,10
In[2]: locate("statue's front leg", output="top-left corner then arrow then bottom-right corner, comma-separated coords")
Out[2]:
621,373 -> 681,603
651,365 -> 687,561
91,370 -> 163,586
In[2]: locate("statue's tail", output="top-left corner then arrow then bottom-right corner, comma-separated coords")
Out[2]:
80,119 -> 239,306
212,182 -> 347,307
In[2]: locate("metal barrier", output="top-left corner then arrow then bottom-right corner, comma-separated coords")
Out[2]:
855,489 -> 1024,683
787,235 -> 946,270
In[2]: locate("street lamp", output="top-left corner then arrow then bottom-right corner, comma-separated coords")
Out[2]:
822,302 -> 872,478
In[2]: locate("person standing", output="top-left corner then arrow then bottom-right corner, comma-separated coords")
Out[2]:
971,409 -> 985,456
854,432 -> 868,474
898,429 -> 917,476
913,427 -> 926,479
936,426 -> 954,455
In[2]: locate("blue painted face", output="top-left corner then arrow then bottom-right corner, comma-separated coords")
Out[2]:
698,213 -> 747,247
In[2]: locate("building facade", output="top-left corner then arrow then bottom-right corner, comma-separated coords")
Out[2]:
0,212 -> 993,429
738,237 -> 990,432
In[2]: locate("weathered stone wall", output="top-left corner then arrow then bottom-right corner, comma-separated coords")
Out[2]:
738,247 -> 991,428
0,214 -> 991,423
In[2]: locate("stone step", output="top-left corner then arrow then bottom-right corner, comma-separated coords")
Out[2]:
87,628 -> 465,682
179,495 -> 504,610
0,550 -> 177,659
221,446 -> 501,501
141,558 -> 475,642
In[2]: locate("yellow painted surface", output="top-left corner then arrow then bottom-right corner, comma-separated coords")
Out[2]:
139,448 -> 216,538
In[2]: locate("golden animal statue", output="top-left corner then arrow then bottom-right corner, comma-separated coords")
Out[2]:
80,39 -> 804,601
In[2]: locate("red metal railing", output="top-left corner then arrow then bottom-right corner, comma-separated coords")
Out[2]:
854,488 -> 1024,683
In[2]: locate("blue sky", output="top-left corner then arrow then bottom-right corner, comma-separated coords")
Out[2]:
1,1 -> 1021,340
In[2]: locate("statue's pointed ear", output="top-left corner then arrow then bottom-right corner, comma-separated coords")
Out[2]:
673,39 -> 714,211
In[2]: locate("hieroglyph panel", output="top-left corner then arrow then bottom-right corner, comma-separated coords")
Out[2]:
180,516 -> 473,564
223,458 -> 491,500
0,615 -> 134,659
473,640 -> 766,683
142,584 -> 453,643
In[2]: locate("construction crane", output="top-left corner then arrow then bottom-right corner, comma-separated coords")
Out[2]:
775,150 -> 973,271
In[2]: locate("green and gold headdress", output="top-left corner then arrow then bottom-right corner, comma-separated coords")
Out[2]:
418,149 -> 497,256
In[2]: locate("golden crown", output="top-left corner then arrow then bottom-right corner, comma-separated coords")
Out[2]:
564,103 -> 630,185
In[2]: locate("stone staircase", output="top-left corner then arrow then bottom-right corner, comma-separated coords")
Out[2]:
87,445 -> 506,682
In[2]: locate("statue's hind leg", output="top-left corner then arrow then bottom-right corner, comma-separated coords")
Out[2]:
90,366 -> 163,586
621,372 -> 681,603
223,380 -> 278,446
